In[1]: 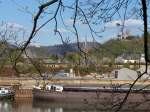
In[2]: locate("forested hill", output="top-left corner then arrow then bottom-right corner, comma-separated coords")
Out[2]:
26,42 -> 100,58
26,36 -> 145,59
0,36 -> 146,60
91,36 -> 144,60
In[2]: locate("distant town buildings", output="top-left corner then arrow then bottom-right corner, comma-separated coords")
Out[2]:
115,54 -> 145,64
112,68 -> 138,80
140,54 -> 145,64
101,66 -> 150,81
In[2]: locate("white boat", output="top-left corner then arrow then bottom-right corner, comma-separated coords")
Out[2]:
0,86 -> 15,100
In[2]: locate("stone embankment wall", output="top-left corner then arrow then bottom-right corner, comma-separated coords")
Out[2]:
1,78 -> 150,89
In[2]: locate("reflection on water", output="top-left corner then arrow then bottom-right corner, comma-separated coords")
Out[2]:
0,100 -> 99,112
0,101 -> 12,112
0,99 -> 150,112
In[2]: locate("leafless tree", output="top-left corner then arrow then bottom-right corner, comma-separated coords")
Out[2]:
1,0 -> 150,111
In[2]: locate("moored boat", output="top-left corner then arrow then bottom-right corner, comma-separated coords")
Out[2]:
0,86 -> 15,100
33,84 -> 150,102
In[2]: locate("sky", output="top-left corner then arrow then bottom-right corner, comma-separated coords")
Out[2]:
0,0 -> 146,46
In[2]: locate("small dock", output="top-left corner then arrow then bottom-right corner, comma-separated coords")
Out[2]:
15,89 -> 33,99
0,83 -> 33,99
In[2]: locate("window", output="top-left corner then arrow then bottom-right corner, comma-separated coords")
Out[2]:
115,71 -> 118,78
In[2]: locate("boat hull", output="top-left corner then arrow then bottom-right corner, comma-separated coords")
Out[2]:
0,93 -> 14,100
33,88 -> 150,103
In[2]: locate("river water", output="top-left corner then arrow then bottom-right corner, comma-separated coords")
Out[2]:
0,99 -> 104,112
0,99 -> 150,112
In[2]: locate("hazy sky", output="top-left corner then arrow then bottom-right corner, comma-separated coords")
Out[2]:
0,0 -> 145,46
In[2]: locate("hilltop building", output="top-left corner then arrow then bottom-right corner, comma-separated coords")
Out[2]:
117,29 -> 132,40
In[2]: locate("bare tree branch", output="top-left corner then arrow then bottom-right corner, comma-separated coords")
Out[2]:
114,0 -> 149,111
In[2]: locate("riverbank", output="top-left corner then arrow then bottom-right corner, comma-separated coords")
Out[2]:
1,77 -> 150,89
1,77 -> 150,99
